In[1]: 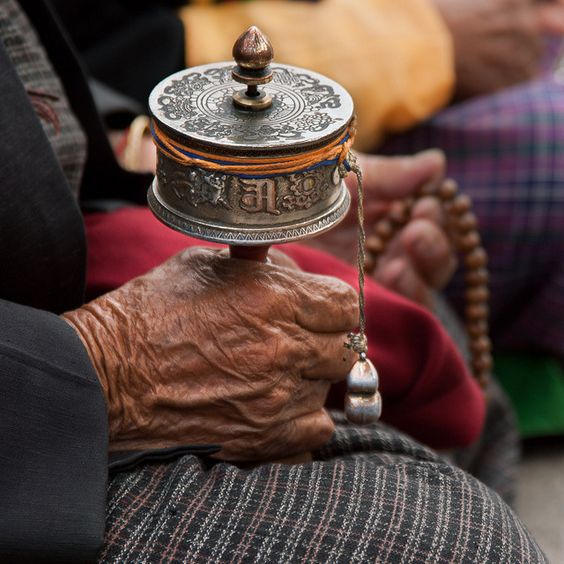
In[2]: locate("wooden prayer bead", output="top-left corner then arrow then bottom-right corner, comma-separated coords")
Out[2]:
449,194 -> 472,215
419,180 -> 439,197
467,319 -> 489,338
470,336 -> 492,355
375,219 -> 394,241
363,253 -> 376,272
366,235 -> 384,255
438,179 -> 458,201
465,268 -> 489,286
367,185 -> 491,389
464,248 -> 488,269
459,231 -> 481,253
465,286 -> 490,303
389,201 -> 409,225
477,373 -> 490,388
466,303 -> 489,321
473,353 -> 493,374
457,212 -> 478,232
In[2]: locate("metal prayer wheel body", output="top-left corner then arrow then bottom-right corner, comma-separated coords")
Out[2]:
148,62 -> 354,244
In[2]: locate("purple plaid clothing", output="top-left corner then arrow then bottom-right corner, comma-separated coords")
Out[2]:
382,77 -> 564,362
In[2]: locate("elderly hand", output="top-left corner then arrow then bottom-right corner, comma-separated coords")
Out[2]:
433,0 -> 543,100
308,150 -> 456,309
62,247 -> 357,461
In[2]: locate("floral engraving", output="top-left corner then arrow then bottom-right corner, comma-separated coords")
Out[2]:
154,65 -> 345,145
281,174 -> 330,211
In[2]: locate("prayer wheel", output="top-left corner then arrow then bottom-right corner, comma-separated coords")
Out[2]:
148,26 -> 354,251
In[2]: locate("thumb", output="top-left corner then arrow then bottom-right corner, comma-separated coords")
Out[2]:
345,150 -> 446,202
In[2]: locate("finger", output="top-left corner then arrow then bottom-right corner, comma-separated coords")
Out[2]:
286,379 -> 333,419
216,247 -> 298,271
290,271 -> 359,333
217,409 -> 335,462
400,219 -> 457,289
345,150 -> 446,201
377,257 -> 434,309
266,409 -> 335,459
281,409 -> 335,454
411,196 -> 446,230
268,247 -> 300,270
244,377 -> 331,428
201,251 -> 359,333
299,332 -> 356,381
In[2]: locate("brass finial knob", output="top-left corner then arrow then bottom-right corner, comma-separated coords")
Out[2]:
232,26 -> 274,111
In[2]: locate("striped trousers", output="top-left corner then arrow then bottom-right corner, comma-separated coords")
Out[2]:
100,413 -> 545,563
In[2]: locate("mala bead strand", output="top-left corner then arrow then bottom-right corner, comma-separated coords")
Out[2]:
364,178 -> 492,388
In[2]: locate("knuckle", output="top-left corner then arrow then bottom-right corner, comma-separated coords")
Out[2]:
268,249 -> 299,270
331,282 -> 360,324
270,330 -> 302,372
310,414 -> 335,450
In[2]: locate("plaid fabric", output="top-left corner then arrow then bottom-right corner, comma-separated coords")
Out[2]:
382,76 -> 564,363
100,413 -> 544,563
0,0 -> 86,197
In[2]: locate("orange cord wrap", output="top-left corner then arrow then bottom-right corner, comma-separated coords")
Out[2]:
151,118 -> 357,177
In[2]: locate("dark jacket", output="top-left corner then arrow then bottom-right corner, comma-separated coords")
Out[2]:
0,1 -> 154,560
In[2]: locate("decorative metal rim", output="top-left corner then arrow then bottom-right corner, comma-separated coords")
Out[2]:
148,179 -> 351,246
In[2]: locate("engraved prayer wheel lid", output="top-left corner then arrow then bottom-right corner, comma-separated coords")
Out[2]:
148,26 -> 355,245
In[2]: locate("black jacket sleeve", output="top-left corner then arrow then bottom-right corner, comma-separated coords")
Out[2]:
0,300 -> 107,562
0,7 -> 108,558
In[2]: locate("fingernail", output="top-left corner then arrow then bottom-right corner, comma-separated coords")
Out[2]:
413,149 -> 446,186
417,148 -> 445,160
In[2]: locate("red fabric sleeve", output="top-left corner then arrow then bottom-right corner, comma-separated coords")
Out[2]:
84,207 -> 485,450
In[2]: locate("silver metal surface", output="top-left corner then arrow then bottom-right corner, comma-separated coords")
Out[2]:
149,63 -> 353,151
148,174 -> 350,245
345,391 -> 382,425
150,148 -> 351,245
347,359 -> 379,395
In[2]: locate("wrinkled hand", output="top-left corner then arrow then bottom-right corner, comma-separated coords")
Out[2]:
308,150 -> 456,309
433,0 -> 542,99
62,248 -> 358,461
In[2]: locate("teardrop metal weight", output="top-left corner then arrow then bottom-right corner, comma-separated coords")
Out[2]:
347,357 -> 379,394
344,358 -> 381,424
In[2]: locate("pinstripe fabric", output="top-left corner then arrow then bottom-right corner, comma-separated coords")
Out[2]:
100,414 -> 544,563
0,0 -> 86,198
382,77 -> 564,363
